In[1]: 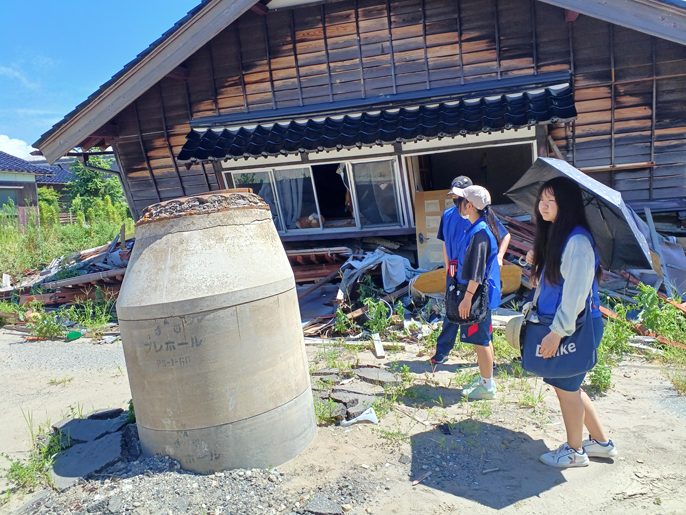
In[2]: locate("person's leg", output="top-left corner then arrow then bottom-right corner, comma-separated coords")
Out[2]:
580,389 -> 610,442
475,345 -> 493,379
433,316 -> 459,361
554,387 -> 585,451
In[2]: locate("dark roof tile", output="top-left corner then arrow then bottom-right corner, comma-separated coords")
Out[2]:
0,151 -> 51,174
178,86 -> 576,161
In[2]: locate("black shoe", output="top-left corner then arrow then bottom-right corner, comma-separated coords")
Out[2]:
431,354 -> 449,365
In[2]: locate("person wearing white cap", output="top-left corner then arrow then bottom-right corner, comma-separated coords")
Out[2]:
432,183 -> 503,400
431,176 -> 510,373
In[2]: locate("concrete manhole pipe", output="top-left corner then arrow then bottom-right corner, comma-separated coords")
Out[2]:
116,192 -> 316,473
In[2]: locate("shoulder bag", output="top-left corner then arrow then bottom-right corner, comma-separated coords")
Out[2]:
519,283 -> 597,378
445,264 -> 491,326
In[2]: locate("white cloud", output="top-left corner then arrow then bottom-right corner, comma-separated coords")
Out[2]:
0,66 -> 36,89
0,135 -> 40,160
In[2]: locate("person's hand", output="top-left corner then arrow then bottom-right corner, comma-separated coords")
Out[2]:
540,331 -> 562,358
497,256 -> 504,267
530,275 -> 537,288
459,294 -> 472,319
525,250 -> 534,265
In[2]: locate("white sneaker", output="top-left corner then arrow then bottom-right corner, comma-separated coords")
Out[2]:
540,443 -> 590,468
582,438 -> 617,458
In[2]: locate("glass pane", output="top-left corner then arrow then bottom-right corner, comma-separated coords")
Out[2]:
232,171 -> 282,230
273,167 -> 321,230
351,161 -> 399,226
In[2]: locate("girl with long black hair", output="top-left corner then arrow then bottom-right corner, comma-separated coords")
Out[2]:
526,176 -> 617,467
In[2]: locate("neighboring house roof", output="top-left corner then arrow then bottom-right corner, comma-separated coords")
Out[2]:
179,86 -> 576,161
33,0 -> 686,164
0,150 -> 52,175
36,164 -> 76,185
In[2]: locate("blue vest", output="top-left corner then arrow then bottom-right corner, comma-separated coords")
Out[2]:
455,218 -> 501,310
441,206 -> 470,261
536,226 -> 602,319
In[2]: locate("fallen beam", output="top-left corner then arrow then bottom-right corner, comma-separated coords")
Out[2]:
41,268 -> 127,290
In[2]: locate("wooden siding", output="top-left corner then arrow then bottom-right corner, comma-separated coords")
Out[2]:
110,0 -> 686,217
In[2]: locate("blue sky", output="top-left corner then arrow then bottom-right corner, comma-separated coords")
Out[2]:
0,0 -> 198,158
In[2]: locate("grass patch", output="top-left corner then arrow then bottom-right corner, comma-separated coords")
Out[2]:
667,369 -> 686,395
313,397 -> 339,426
1,409 -> 69,491
48,377 -> 73,387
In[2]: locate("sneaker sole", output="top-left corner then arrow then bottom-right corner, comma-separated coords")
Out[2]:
430,358 -> 449,365
539,456 -> 589,468
463,393 -> 496,400
586,449 -> 618,458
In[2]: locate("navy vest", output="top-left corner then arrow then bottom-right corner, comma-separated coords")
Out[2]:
455,218 -> 501,310
536,226 -> 602,319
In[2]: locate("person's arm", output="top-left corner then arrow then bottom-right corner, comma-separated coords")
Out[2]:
539,235 -> 596,357
458,231 -> 491,317
495,217 -> 510,267
498,233 -> 511,267
443,242 -> 449,271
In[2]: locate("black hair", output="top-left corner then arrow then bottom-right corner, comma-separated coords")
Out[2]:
457,197 -> 502,250
532,176 -> 595,285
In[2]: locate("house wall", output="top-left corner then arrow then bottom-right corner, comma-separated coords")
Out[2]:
0,171 -> 39,225
107,0 -> 686,219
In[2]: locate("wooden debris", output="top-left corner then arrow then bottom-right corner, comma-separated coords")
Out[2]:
347,286 -> 410,320
393,405 -> 432,426
412,472 -> 431,486
482,468 -> 500,475
371,333 -> 385,358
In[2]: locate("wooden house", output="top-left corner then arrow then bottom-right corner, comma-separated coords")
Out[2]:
0,151 -> 49,225
33,0 -> 686,267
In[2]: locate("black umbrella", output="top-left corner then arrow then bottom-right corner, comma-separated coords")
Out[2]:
505,157 -> 652,270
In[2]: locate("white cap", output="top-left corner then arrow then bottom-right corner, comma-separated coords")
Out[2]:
452,185 -> 491,210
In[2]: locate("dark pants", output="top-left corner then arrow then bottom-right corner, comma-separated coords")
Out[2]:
435,312 -> 493,359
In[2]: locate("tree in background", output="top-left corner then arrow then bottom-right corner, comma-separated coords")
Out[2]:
65,152 -> 128,214
37,187 -> 60,226
64,150 -> 131,225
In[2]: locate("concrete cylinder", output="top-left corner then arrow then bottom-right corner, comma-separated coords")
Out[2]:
116,192 -> 316,473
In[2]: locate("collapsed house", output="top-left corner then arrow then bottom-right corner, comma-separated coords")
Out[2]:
32,0 -> 686,270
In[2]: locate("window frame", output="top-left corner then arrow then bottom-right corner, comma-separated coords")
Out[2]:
224,156 -> 410,235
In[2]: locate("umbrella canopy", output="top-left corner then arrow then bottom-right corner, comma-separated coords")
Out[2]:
505,157 -> 652,270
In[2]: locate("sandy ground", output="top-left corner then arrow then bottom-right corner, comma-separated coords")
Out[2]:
2,327 -> 686,514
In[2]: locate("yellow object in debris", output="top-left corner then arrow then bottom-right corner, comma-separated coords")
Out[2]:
501,264 -> 522,295
413,268 -> 447,294
414,263 -> 522,295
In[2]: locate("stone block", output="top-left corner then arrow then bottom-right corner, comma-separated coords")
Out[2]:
50,432 -> 123,491
305,494 -> 342,515
53,413 -> 129,444
330,391 -> 378,408
86,408 -> 124,420
355,367 -> 400,386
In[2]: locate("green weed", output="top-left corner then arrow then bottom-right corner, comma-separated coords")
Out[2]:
519,383 -> 545,409
313,397 -> 339,426
371,427 -> 409,443
667,369 -> 686,395
29,310 -> 65,339
48,377 -> 73,387
126,399 -> 136,424
363,298 -> 390,334
1,409 -> 69,491
62,287 -> 117,335
470,400 -> 493,420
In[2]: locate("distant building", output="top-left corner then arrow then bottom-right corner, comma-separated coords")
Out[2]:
0,150 -> 53,225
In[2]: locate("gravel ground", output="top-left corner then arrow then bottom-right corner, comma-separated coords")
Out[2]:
2,334 -> 126,371
20,455 -> 384,515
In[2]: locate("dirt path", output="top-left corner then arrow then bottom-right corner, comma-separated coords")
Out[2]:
2,328 -> 686,514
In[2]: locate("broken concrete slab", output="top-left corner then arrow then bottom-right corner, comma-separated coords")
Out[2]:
333,402 -> 347,423
86,408 -> 124,420
333,381 -> 385,396
121,423 -> 141,462
329,391 -> 378,408
50,432 -> 123,491
311,368 -> 340,376
304,494 -> 342,515
312,374 -> 341,384
355,367 -> 400,386
53,413 -> 129,444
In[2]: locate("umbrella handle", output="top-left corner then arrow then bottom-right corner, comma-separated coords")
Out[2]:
518,256 -> 528,267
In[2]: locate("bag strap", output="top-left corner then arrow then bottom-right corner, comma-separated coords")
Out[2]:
532,278 -> 543,307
